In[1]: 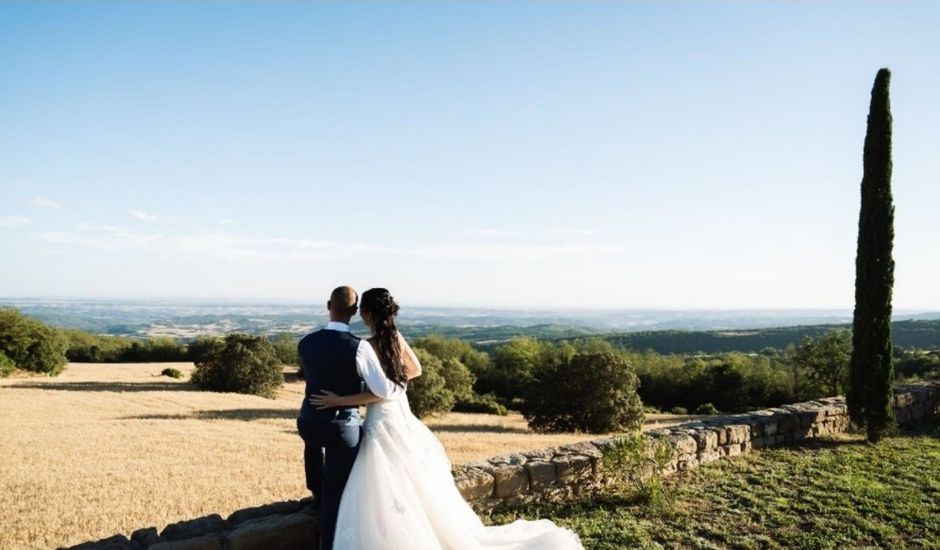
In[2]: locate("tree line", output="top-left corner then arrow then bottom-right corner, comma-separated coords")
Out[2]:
4,318 -> 935,435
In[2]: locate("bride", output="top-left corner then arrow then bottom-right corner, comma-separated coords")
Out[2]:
309,288 -> 583,550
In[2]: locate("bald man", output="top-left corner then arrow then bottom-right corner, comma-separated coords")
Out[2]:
295,286 -> 374,550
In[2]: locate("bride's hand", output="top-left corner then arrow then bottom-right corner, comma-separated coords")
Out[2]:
309,390 -> 339,409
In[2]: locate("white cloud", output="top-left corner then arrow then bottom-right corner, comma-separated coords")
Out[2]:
464,228 -> 504,238
548,227 -> 600,236
0,216 -> 31,228
78,222 -> 125,232
127,209 -> 157,221
409,243 -> 624,262
34,225 -> 625,264
29,196 -> 63,209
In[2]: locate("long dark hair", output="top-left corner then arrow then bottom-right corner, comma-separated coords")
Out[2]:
360,288 -> 407,387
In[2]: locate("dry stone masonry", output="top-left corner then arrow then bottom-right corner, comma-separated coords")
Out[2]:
64,381 -> 940,550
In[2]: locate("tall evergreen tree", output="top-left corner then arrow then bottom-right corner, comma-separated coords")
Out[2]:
847,68 -> 896,443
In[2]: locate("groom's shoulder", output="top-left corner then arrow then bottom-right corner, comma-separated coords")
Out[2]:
299,328 -> 361,345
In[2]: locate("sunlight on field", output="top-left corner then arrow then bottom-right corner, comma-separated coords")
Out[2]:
0,363 -> 690,549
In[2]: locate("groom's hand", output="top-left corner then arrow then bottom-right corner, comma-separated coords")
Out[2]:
309,390 -> 340,409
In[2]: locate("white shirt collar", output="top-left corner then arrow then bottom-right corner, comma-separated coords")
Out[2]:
325,321 -> 351,332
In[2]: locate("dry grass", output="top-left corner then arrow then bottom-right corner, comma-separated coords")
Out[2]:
1,363 -> 691,549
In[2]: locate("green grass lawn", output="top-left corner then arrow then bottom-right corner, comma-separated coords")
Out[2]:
490,417 -> 940,549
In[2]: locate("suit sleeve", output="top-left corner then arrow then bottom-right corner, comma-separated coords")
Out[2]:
356,341 -> 404,399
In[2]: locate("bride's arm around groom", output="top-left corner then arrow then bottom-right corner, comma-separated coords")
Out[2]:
310,332 -> 422,409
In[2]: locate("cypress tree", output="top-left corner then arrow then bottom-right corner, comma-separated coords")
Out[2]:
847,68 -> 896,443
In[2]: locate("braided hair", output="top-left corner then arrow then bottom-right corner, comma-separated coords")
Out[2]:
360,288 -> 407,387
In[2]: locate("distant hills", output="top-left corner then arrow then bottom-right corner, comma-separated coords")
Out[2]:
2,298 -> 939,352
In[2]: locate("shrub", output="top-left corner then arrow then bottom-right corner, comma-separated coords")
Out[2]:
406,348 -> 455,418
0,351 -> 15,377
452,393 -> 509,416
270,333 -> 299,366
187,335 -> 224,363
190,334 -> 284,398
894,350 -> 940,381
120,337 -> 188,362
161,367 -> 184,379
523,351 -> 644,433
693,402 -> 719,415
669,406 -> 688,415
61,329 -> 131,362
0,308 -> 68,376
634,351 -> 797,414
601,433 -> 674,511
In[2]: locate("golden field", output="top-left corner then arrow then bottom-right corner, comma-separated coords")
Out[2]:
0,363 -> 691,549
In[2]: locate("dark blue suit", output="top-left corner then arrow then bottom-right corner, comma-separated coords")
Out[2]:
296,327 -> 363,550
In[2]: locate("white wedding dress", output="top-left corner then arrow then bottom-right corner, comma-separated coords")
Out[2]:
332,383 -> 583,549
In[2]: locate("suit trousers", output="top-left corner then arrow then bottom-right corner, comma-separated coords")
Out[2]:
297,416 -> 362,550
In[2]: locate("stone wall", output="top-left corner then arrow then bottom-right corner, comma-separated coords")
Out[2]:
454,381 -> 940,513
64,381 -> 940,550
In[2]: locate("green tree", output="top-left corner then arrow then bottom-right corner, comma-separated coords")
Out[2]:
190,333 -> 284,398
270,333 -> 300,366
0,308 -> 68,376
792,330 -> 852,397
522,351 -> 644,433
187,335 -> 224,363
413,334 -> 491,378
406,348 -> 455,418
439,357 -> 475,403
0,350 -> 16,377
481,337 -> 550,404
848,68 -> 896,443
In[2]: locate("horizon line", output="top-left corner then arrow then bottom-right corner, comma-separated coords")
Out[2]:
0,296 -> 937,315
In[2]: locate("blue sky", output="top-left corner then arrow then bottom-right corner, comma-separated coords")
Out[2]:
1,1 -> 938,309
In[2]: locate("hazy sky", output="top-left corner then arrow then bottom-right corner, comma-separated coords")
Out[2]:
1,1 -> 938,309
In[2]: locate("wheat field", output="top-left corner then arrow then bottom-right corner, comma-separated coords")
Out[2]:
0,363 -> 690,549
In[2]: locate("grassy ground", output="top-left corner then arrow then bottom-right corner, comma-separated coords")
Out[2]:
491,416 -> 940,549
0,362 -> 692,549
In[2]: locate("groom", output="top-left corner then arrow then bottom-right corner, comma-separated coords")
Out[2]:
296,286 -> 366,550
298,286 -> 404,548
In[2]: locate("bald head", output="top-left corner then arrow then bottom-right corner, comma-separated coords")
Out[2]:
328,286 -> 358,322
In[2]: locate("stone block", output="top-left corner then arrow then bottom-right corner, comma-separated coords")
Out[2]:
227,500 -> 305,525
715,427 -> 729,445
726,425 -> 750,444
160,515 -> 228,542
493,465 -> 528,497
751,437 -> 770,449
560,441 -> 603,460
226,513 -> 316,550
61,535 -> 135,550
522,447 -> 556,461
668,434 -> 698,455
722,444 -> 742,457
489,453 -> 528,467
760,418 -> 779,436
777,414 -> 799,433
698,450 -> 721,464
691,429 -> 718,452
148,534 -> 223,550
131,527 -> 160,548
554,454 -> 593,483
455,467 -> 495,501
525,461 -> 557,491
